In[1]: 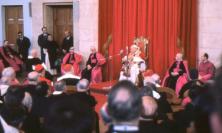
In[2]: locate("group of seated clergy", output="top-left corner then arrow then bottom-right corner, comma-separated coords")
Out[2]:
0,39 -> 106,85
162,52 -> 215,97
118,43 -> 215,96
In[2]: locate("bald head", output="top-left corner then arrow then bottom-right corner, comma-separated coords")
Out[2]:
114,89 -> 130,102
30,49 -> 38,57
77,79 -> 89,92
28,71 -> 39,84
108,80 -> 142,122
142,96 -> 158,117
2,67 -> 16,79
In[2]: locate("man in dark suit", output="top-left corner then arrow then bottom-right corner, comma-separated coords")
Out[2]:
61,30 -> 73,55
38,26 -> 49,62
16,31 -> 31,62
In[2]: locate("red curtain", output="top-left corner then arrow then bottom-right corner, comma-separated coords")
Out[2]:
99,0 -> 197,80
99,0 -> 113,81
99,0 -> 113,51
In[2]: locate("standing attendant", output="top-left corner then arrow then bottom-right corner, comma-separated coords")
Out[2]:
45,35 -> 59,75
38,27 -> 49,62
16,31 -> 31,62
61,30 -> 73,55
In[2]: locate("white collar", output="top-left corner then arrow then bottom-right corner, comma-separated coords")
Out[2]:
113,125 -> 139,132
28,56 -> 34,59
53,91 -> 63,95
57,73 -> 80,81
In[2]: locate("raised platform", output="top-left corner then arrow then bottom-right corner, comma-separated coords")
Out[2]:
89,80 -> 117,94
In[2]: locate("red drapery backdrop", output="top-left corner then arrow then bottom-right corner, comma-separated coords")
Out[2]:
99,0 -> 197,81
99,0 -> 113,81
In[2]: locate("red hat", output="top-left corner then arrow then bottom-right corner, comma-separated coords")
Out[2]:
62,64 -> 73,73
34,64 -> 44,72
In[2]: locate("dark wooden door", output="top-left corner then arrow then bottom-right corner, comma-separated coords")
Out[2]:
5,6 -> 23,44
53,6 -> 73,46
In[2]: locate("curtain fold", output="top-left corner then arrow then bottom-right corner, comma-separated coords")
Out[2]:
99,0 -> 197,81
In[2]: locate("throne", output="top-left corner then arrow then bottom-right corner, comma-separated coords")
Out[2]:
133,36 -> 149,65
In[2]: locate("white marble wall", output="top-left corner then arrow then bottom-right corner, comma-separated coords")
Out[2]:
198,0 -> 222,67
78,0 -> 98,59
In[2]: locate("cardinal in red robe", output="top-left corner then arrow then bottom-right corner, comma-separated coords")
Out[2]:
162,53 -> 190,96
0,40 -> 23,72
62,47 -> 82,76
81,46 -> 106,83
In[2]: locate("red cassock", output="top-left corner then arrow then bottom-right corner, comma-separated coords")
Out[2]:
0,47 -> 23,72
162,60 -> 190,97
62,52 -> 83,76
198,61 -> 215,82
91,53 -> 106,83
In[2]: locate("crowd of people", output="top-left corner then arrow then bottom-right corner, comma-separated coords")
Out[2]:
0,26 -> 221,133
0,68 -> 97,132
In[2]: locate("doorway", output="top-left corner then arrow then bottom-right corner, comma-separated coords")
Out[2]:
5,6 -> 23,44
44,4 -> 73,46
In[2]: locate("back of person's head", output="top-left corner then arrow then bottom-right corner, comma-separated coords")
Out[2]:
44,98 -> 95,133
189,87 -> 213,133
188,81 -> 206,101
141,96 -> 158,118
211,67 -> 222,133
28,71 -> 39,84
35,81 -> 49,97
107,80 -> 142,122
2,67 -> 16,79
76,79 -> 89,92
30,49 -> 38,57
54,80 -> 66,92
2,86 -> 27,127
4,86 -> 24,107
140,83 -> 156,97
